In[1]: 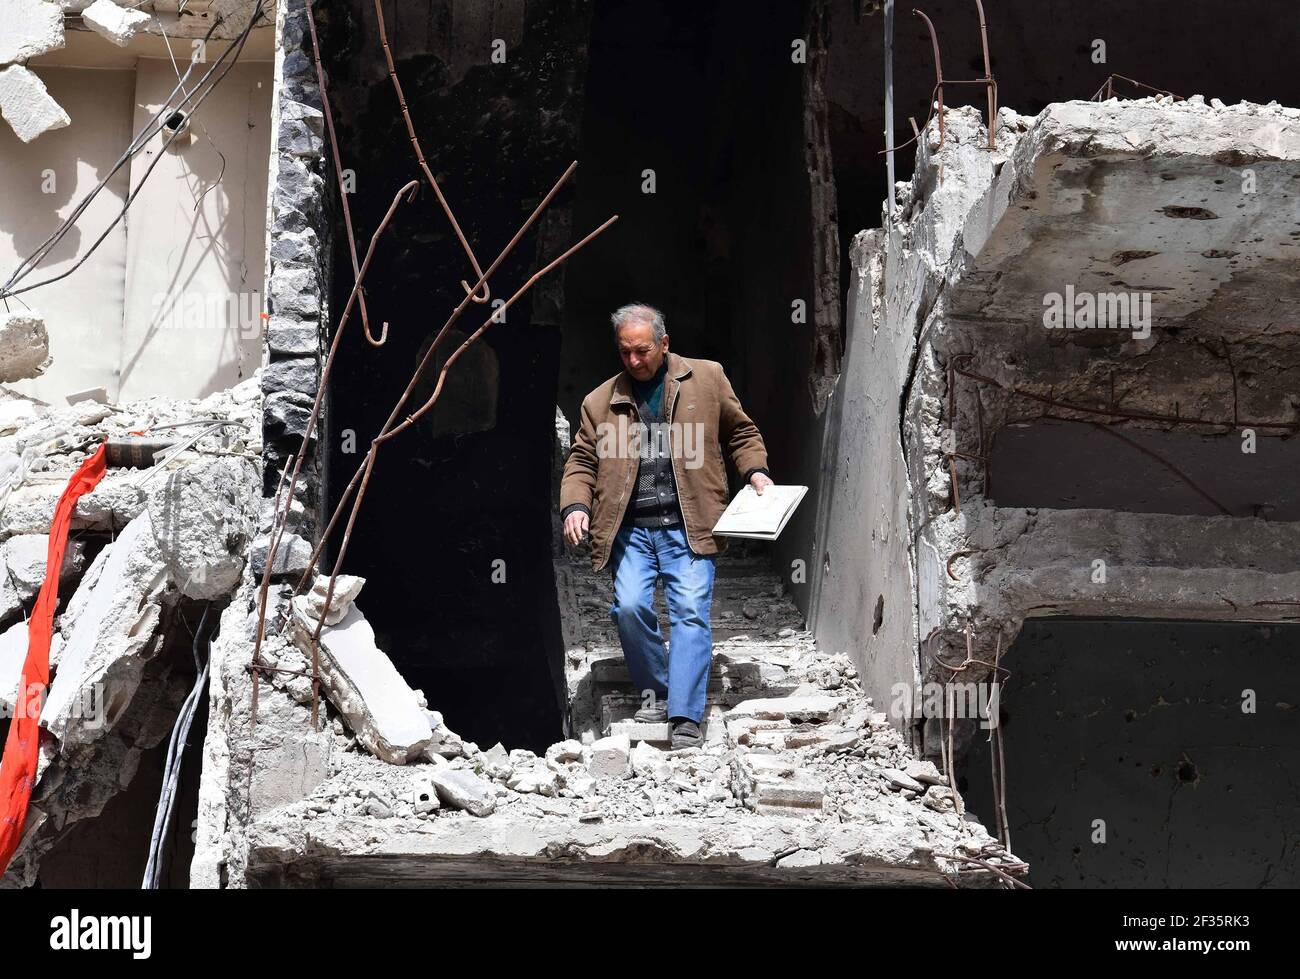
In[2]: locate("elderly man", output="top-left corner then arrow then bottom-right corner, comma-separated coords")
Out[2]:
560,303 -> 772,749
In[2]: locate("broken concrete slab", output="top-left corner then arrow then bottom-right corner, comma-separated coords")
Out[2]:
80,0 -> 151,46
0,66 -> 68,143
0,474 -> 145,538
244,808 -> 996,887
40,511 -> 169,752
880,768 -> 927,794
0,0 -> 65,63
289,603 -> 432,765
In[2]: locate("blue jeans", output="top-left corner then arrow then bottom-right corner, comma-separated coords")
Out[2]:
608,524 -> 717,724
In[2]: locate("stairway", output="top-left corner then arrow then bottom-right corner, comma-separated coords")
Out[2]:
554,539 -> 815,743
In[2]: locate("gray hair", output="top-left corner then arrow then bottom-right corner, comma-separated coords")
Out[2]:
610,303 -> 666,344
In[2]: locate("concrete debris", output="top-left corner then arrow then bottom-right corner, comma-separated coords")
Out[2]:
80,0 -> 150,46
289,603 -> 433,765
0,532 -> 86,619
291,572 -> 364,628
586,733 -> 630,778
253,604 -> 1014,886
147,457 -> 257,599
250,531 -> 313,579
880,768 -> 927,794
0,313 -> 50,382
726,694 -> 844,722
429,768 -> 496,817
905,759 -> 944,786
0,65 -> 68,142
0,399 -> 42,434
411,776 -> 440,815
40,510 -> 168,752
0,0 -> 65,64
0,619 -> 27,716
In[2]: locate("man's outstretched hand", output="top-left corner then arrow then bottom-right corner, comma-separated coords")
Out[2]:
564,510 -> 590,549
750,472 -> 774,495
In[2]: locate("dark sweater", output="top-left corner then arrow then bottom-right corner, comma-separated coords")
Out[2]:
624,361 -> 682,528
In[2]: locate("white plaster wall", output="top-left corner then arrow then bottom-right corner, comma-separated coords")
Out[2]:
118,57 -> 272,401
0,66 -> 134,403
1,53 -> 273,404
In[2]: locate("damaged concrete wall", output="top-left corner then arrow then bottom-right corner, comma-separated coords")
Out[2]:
0,378 -> 259,888
812,94 -> 1300,771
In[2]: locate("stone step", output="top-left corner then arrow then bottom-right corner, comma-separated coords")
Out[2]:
606,717 -> 726,746
589,654 -> 794,689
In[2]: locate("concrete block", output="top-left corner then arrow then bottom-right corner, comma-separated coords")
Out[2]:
291,572 -> 364,628
411,776 -> 440,815
0,66 -> 69,143
0,620 -> 27,717
81,0 -> 150,45
0,312 -> 51,380
587,733 -> 630,778
0,532 -> 87,619
429,768 -> 496,816
0,1 -> 65,63
630,739 -> 670,781
290,604 -> 432,765
880,768 -> 927,793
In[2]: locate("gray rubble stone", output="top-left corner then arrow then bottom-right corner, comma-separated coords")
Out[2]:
429,768 -> 496,817
587,733 -> 630,778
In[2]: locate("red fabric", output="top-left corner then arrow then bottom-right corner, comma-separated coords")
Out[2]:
0,444 -> 108,876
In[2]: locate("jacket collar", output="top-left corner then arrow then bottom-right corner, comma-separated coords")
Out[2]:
610,351 -> 692,407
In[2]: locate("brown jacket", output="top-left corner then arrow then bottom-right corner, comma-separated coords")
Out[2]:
560,351 -> 769,572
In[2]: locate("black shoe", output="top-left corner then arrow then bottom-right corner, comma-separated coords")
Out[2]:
669,717 -> 703,750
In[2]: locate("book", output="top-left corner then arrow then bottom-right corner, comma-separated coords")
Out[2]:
711,484 -> 808,540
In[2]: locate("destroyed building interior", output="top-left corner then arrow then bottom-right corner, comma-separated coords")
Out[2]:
0,0 -> 1295,891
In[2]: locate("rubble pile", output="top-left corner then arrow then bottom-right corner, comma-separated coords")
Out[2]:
255,626 -> 1014,883
0,374 -> 261,887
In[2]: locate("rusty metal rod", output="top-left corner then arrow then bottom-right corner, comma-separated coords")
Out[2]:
306,0 -> 379,345
373,0 -> 491,304
250,181 -> 419,727
286,160 -> 584,600
300,216 -> 620,686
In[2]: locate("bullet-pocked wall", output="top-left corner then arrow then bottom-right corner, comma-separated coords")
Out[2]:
961,618 -> 1300,888
316,0 -> 594,751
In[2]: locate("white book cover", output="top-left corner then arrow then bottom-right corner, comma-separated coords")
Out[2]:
711,484 -> 809,540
